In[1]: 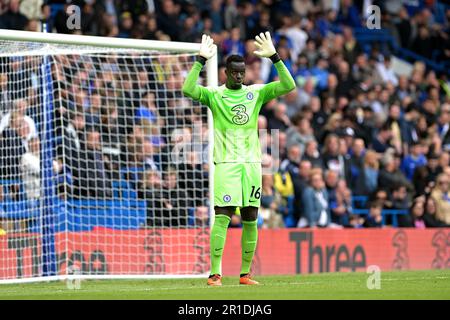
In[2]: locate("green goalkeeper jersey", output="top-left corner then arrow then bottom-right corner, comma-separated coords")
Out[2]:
182,60 -> 295,164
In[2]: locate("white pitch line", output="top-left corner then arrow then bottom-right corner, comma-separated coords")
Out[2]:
1,276 -> 449,295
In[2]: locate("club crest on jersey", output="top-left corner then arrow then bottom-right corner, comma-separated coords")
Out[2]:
246,92 -> 254,100
223,195 -> 232,203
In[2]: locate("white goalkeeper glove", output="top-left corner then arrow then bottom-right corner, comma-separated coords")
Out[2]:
198,34 -> 216,60
253,32 -> 277,58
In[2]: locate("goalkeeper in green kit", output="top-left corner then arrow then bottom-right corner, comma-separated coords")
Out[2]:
182,32 -> 295,286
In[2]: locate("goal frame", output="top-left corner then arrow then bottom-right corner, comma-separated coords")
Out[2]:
0,29 -> 217,284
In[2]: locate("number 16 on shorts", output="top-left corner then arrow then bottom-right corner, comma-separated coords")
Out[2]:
214,163 -> 262,207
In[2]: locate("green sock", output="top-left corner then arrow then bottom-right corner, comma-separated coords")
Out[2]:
210,214 -> 231,275
240,219 -> 258,275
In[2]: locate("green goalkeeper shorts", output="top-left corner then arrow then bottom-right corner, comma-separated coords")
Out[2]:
214,162 -> 262,208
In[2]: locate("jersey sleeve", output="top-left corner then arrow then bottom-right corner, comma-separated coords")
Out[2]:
182,61 -> 214,106
258,60 -> 296,104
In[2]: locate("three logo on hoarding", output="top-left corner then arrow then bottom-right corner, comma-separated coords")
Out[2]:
392,230 -> 410,270
431,230 -> 450,269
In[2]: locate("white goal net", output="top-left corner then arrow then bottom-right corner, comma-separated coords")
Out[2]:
0,30 -> 215,283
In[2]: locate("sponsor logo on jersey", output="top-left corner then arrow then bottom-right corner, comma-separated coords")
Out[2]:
223,195 -> 232,202
246,92 -> 254,100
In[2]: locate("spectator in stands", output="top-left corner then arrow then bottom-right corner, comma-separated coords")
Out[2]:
0,99 -> 37,144
378,151 -> 414,194
20,136 -> 40,202
363,201 -> 383,228
0,99 -> 38,196
19,0 -> 43,22
136,91 -> 158,125
302,140 -> 323,168
375,55 -> 398,86
276,130 -> 288,161
319,113 -> 342,145
424,196 -> 450,228
335,61 -> 355,98
412,152 -> 442,196
325,170 -> 348,226
267,102 -> 291,132
162,169 -> 189,227
411,26 -> 433,60
155,0 -> 180,41
117,11 -> 132,38
330,179 -> 352,226
438,104 -> 450,150
349,138 -> 366,180
193,206 -> 209,227
336,0 -> 361,28
260,174 -> 284,228
353,150 -> 380,195
280,144 -> 301,177
100,101 -> 122,177
140,169 -> 166,226
388,183 -> 411,213
399,197 -> 426,228
0,73 -> 10,115
0,0 -> 28,30
77,128 -> 112,198
285,114 -> 315,154
296,78 -> 315,109
178,151 -> 208,207
347,213 -> 364,228
292,159 -> 312,223
85,90 -> 102,127
221,27 -> 245,57
395,6 -> 413,48
53,2 -> 73,34
386,104 -> 408,154
439,152 -> 449,170
325,168 -> 339,198
322,134 -> 351,184
401,141 -> 428,181
0,118 -> 27,197
299,171 -> 330,228
273,167 -> 294,225
430,173 -> 450,225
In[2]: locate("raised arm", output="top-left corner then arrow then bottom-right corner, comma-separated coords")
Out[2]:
182,34 -> 216,102
253,32 -> 296,103
182,60 -> 204,101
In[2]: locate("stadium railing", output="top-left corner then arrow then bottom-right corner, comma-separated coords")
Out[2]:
351,195 -> 408,227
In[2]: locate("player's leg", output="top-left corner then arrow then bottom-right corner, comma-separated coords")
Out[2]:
208,206 -> 234,286
240,206 -> 259,283
239,163 -> 262,285
209,163 -> 243,286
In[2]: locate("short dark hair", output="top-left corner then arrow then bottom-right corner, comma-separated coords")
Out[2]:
369,201 -> 383,209
226,55 -> 245,69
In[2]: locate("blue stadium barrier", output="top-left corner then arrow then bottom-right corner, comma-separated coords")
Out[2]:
57,198 -> 147,232
352,207 -> 408,227
351,195 -> 368,209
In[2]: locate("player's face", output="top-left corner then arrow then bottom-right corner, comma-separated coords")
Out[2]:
226,61 -> 246,88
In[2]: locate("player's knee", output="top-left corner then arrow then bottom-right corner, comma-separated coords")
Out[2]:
214,206 -> 235,218
240,207 -> 258,221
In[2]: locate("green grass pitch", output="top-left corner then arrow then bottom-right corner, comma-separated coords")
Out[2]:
1,270 -> 449,300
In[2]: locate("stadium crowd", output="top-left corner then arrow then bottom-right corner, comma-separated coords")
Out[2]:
0,0 -> 449,230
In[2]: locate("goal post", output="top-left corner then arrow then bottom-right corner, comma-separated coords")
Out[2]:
0,29 -> 217,284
